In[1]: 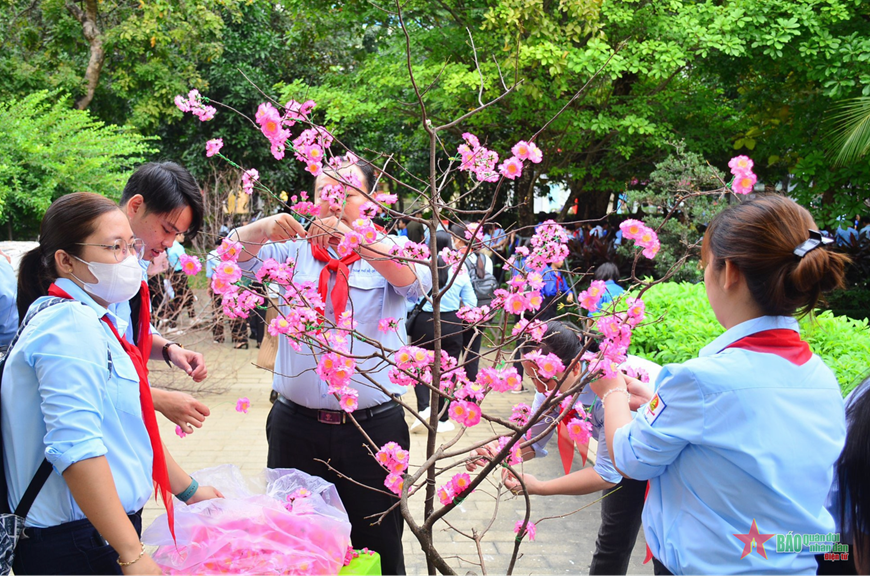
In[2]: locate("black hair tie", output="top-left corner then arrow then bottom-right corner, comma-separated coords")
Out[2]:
793,229 -> 834,259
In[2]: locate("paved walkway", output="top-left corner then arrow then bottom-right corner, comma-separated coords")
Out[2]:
144,331 -> 653,576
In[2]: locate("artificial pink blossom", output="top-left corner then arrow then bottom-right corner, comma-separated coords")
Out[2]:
206,138 -> 223,157
514,520 -> 537,541
241,168 -> 259,195
236,397 -> 251,413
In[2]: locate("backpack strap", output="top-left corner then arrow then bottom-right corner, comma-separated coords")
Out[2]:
0,297 -> 76,517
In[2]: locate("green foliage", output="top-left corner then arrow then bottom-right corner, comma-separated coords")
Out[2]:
629,281 -> 870,396
619,144 -> 727,282
0,90 -> 156,237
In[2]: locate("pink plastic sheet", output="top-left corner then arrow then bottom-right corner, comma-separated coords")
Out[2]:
142,465 -> 352,575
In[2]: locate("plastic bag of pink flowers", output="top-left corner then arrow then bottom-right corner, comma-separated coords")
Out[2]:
142,465 -> 352,575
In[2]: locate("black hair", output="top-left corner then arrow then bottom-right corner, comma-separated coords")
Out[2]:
17,193 -> 121,319
837,375 -> 870,574
120,162 -> 204,238
536,320 -> 584,367
435,230 -> 454,288
594,262 -> 620,282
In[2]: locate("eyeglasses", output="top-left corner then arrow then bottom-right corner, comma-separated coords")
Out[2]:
77,238 -> 146,262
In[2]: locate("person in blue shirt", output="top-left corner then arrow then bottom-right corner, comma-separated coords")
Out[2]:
469,320 -> 656,575
119,161 -> 210,436
538,259 -> 574,322
0,251 -> 18,351
594,262 -> 625,310
5,192 -> 222,575
164,233 -> 196,324
230,157 -> 431,575
592,195 -> 850,575
410,230 -> 476,432
836,223 -> 859,246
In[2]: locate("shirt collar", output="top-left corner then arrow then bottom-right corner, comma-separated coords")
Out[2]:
699,315 -> 799,358
54,277 -> 129,336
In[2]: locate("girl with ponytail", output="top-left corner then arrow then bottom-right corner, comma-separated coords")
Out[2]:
591,195 -> 850,575
3,192 -> 222,575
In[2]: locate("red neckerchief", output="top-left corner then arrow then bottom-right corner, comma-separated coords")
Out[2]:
724,328 -> 812,365
47,284 -> 175,542
308,225 -> 386,318
135,281 -> 153,371
555,407 -> 589,475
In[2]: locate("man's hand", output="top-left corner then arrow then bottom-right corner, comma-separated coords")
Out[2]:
152,389 -> 210,434
167,345 -> 207,382
259,213 -> 307,243
466,442 -> 498,472
308,216 -> 350,251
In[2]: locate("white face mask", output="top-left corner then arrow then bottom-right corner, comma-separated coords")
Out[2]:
72,254 -> 142,304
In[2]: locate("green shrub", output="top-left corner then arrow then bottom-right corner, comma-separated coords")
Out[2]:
629,281 -> 870,396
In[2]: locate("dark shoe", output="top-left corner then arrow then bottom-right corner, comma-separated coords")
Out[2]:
234,341 -> 249,349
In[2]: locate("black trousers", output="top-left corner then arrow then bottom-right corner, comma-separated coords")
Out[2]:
14,511 -> 142,575
410,310 -> 463,418
266,399 -> 410,575
589,477 -> 647,575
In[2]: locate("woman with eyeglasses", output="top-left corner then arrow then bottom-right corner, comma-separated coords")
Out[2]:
3,192 -> 223,575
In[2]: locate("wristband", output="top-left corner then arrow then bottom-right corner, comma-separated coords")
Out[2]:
162,342 -> 181,367
175,478 -> 199,503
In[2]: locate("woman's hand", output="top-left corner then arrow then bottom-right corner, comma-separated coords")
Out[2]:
503,470 -> 543,496
121,553 -> 162,576
589,373 -> 628,399
466,442 -> 498,472
186,485 -> 224,505
624,375 -> 654,411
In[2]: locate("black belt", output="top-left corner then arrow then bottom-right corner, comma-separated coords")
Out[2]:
276,395 -> 402,425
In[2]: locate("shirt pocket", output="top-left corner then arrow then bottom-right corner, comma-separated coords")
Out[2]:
106,352 -> 142,418
346,269 -> 387,322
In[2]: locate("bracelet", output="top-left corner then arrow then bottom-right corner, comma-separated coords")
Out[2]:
162,342 -> 181,367
601,388 -> 630,407
117,542 -> 146,567
175,478 -> 199,503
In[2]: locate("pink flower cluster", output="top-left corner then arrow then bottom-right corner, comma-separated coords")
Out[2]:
291,127 -> 335,176
343,547 -> 374,566
206,138 -> 223,157
582,296 -> 646,378
178,254 -> 202,276
437,472 -> 472,506
174,89 -> 216,121
388,241 -> 431,265
578,280 -> 607,313
495,436 -> 524,466
523,350 -> 565,379
512,319 -> 547,341
620,219 -> 660,259
729,155 -> 757,195
378,317 -> 399,332
566,416 -> 592,445
241,168 -> 259,196
477,366 -> 524,393
622,364 -> 650,383
448,400 -> 482,428
456,133 -> 543,182
510,403 -> 532,427
376,442 -> 410,495
524,220 -> 571,271
252,100 -> 315,161
289,191 -> 318,217
514,520 -> 537,541
456,304 -> 493,324
236,397 -> 251,413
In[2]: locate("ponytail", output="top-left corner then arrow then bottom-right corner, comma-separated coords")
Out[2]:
16,248 -> 54,320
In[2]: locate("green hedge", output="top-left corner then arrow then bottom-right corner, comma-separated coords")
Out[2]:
628,282 -> 870,396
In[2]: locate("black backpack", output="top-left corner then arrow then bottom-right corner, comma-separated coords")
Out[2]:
464,253 -> 499,306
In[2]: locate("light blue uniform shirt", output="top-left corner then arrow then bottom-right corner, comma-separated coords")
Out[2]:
526,388 -> 622,484
166,241 -> 186,272
1,278 -> 153,527
238,235 -> 432,410
0,259 -> 18,349
613,316 -> 846,575
421,267 -> 476,312
597,280 -> 625,309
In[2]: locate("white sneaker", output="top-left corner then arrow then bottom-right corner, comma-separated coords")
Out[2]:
409,407 -> 431,431
437,420 -> 455,433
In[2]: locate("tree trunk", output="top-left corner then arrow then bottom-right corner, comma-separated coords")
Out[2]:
67,0 -> 104,110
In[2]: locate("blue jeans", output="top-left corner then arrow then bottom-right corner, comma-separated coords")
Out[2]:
14,511 -> 142,575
